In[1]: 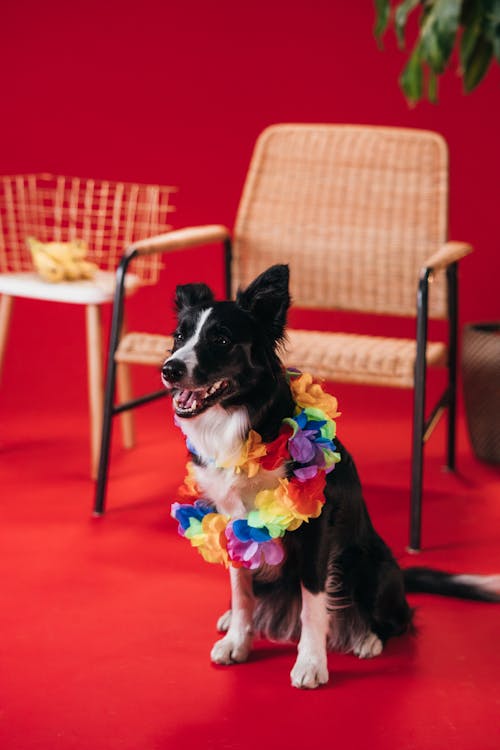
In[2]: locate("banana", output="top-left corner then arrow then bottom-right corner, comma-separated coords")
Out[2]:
77,260 -> 99,279
26,237 -> 98,283
30,248 -> 65,283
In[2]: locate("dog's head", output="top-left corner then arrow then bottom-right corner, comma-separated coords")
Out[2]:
161,264 -> 290,418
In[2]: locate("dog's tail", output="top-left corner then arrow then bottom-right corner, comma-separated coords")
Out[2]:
403,567 -> 500,602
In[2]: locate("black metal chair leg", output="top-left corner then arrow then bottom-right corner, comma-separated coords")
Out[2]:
447,372 -> 457,472
409,269 -> 431,552
224,237 -> 233,299
446,263 -> 458,471
93,253 -> 134,515
410,377 -> 425,552
93,359 -> 117,515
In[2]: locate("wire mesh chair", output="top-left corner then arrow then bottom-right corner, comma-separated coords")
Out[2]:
0,174 -> 176,477
93,125 -> 472,551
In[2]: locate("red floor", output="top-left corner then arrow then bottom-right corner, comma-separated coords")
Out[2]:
1,379 -> 500,750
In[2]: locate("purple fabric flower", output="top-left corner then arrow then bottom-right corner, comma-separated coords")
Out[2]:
225,522 -> 284,569
289,430 -> 316,463
287,408 -> 339,481
293,464 -> 319,481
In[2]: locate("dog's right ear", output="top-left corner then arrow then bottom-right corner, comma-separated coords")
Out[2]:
174,283 -> 215,313
236,264 -> 290,343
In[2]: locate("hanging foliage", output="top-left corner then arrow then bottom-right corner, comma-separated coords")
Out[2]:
374,0 -> 500,103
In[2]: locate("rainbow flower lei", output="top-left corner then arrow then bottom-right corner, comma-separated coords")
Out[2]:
171,369 -> 341,570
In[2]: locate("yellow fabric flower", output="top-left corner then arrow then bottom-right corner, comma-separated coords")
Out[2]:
187,513 -> 230,566
222,429 -> 267,477
289,372 -> 341,420
254,481 -> 306,532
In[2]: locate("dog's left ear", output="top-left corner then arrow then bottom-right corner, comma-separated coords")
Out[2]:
236,264 -> 291,342
175,283 -> 215,313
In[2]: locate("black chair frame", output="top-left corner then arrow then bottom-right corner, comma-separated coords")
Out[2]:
94,243 -> 459,553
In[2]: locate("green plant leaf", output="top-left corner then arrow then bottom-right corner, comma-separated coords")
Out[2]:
374,0 -> 391,45
482,0 -> 500,62
419,0 -> 462,73
427,68 -> 439,101
463,33 -> 494,90
374,0 -> 500,102
400,47 -> 424,102
460,0 -> 480,25
395,0 -> 421,47
493,31 -> 500,64
460,0 -> 482,70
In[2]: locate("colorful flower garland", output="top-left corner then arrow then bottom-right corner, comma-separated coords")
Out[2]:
171,369 -> 341,570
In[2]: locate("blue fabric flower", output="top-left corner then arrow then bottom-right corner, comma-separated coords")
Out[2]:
231,518 -> 272,543
171,499 -> 212,533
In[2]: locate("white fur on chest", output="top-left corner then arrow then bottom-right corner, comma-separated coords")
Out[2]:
194,461 -> 285,518
176,405 -> 284,518
176,404 -> 250,467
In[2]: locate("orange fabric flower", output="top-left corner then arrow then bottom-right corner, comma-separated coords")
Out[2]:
178,461 -> 201,500
282,473 -> 326,517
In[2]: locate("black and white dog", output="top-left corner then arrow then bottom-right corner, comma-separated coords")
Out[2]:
162,264 -> 499,689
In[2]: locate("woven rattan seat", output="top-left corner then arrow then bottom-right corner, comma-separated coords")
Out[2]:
115,332 -> 173,366
115,330 -> 447,389
94,125 -> 472,552
284,331 -> 447,388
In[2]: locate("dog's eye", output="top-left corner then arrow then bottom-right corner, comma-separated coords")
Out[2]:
213,334 -> 231,348
174,332 -> 184,344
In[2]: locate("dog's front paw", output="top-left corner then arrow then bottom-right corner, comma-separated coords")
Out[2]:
210,633 -> 252,665
353,632 -> 383,659
216,609 -> 232,633
290,654 -> 329,689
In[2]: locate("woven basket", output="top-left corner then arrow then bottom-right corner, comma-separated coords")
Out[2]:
462,322 -> 500,464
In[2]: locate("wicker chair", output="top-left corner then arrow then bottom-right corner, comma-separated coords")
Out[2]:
0,174 -> 176,477
93,125 -> 472,551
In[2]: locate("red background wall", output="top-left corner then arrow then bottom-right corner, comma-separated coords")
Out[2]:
1,0 -> 499,403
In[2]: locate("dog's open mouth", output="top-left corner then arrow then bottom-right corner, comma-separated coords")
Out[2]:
172,379 -> 230,417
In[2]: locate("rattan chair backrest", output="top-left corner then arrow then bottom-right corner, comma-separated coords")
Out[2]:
232,125 -> 449,319
0,174 -> 176,283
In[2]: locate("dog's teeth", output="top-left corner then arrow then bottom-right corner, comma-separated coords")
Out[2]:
174,380 -> 227,415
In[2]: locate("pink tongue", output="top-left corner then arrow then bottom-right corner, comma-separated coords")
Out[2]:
178,389 -> 205,408
177,389 -> 194,407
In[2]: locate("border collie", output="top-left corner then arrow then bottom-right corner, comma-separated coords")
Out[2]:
162,264 -> 499,689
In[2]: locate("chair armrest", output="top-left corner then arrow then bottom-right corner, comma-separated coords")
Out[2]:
127,224 -> 231,257
424,241 -> 473,272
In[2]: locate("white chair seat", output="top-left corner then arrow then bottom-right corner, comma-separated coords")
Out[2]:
0,271 -> 141,304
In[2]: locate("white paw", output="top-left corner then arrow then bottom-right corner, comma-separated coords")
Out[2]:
210,633 -> 252,665
290,654 -> 329,689
353,632 -> 383,659
216,609 -> 232,633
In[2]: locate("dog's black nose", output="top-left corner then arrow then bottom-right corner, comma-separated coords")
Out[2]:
162,359 -> 187,383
